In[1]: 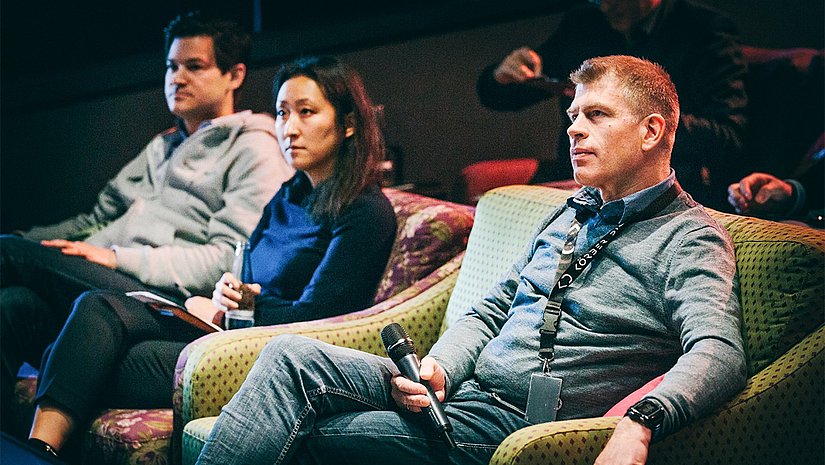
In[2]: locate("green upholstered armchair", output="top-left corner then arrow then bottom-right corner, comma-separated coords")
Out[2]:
181,185 -> 824,465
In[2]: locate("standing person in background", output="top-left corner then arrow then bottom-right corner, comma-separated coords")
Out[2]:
1,11 -> 292,441
20,55 -> 397,461
477,0 -> 747,211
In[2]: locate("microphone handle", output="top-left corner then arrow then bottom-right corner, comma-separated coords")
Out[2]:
420,380 -> 457,449
395,354 -> 457,448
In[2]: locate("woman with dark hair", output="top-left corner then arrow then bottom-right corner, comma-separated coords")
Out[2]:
199,55 -> 396,326
24,56 -> 397,459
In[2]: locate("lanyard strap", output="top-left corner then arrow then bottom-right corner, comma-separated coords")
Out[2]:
538,184 -> 680,370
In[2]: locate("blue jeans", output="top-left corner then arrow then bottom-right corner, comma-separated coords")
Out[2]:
195,335 -> 530,465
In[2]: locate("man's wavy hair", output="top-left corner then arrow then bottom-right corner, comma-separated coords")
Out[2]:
273,56 -> 385,222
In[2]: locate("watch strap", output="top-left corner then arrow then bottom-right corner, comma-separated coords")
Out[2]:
626,399 -> 665,442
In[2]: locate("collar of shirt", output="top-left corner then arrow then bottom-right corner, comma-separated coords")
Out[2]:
283,171 -> 315,205
165,111 -> 251,160
569,169 -> 677,225
163,119 -> 189,160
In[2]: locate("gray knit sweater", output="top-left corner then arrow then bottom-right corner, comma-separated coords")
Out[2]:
429,174 -> 746,438
24,111 -> 293,295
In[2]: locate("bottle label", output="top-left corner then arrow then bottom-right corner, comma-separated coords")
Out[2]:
226,309 -> 254,330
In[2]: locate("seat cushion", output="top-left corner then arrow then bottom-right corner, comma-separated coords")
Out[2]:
83,408 -> 173,465
13,378 -> 174,465
181,416 -> 218,465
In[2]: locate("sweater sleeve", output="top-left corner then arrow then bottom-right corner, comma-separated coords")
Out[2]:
475,11 -> 573,112
22,144 -> 152,241
646,223 -> 747,438
253,191 -> 397,326
113,130 -> 291,295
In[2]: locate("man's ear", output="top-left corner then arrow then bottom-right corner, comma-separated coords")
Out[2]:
228,63 -> 247,90
344,113 -> 356,138
640,113 -> 666,151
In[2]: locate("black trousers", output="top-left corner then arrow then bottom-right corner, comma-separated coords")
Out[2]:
35,290 -> 206,421
0,235 -> 182,434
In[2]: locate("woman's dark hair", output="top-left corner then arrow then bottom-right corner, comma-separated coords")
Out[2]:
273,56 -> 385,222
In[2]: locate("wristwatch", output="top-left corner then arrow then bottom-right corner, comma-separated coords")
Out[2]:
625,398 -> 665,442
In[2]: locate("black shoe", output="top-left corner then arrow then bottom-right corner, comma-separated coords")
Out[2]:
0,432 -> 64,464
27,437 -> 62,460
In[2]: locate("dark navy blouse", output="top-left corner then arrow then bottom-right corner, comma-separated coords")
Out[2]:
247,172 -> 397,325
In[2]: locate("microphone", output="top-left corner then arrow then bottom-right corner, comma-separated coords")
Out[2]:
381,323 -> 457,449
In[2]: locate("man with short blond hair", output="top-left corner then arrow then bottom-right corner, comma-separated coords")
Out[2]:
195,56 -> 745,465
478,0 -> 747,211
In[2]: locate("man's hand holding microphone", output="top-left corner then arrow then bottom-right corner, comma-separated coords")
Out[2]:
382,323 -> 457,449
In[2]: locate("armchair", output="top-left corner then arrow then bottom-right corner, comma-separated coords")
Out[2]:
179,185 -> 574,463
13,188 -> 474,465
181,185 -> 823,465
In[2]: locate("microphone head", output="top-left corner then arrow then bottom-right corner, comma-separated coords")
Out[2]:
381,323 -> 416,361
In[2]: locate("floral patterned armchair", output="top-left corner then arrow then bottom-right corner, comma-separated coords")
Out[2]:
180,185 -> 823,465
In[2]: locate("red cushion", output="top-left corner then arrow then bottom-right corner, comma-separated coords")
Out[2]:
603,375 -> 665,417
461,158 -> 539,203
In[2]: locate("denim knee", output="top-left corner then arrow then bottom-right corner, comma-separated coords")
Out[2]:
262,334 -> 327,363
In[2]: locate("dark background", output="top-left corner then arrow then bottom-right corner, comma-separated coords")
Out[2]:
2,0 -> 823,232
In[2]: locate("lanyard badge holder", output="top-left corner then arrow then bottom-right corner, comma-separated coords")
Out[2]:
525,185 -> 679,424
525,214 -> 581,424
525,302 -> 565,423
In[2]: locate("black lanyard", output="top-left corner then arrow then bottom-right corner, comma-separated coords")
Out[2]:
538,184 -> 680,371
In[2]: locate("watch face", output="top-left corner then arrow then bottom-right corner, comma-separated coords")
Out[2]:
635,400 -> 661,416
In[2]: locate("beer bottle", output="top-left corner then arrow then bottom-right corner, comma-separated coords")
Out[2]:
226,241 -> 256,329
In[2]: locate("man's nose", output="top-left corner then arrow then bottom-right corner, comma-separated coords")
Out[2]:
168,68 -> 186,85
567,119 -> 587,140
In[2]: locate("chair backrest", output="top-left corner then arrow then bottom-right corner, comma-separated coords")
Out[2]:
440,184 -> 825,377
460,158 -> 540,204
442,185 -> 574,331
375,188 -> 475,303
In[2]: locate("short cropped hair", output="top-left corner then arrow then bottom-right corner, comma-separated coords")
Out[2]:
571,55 -> 680,148
164,12 -> 251,74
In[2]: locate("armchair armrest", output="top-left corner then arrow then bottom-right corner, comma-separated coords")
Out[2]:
491,417 -> 619,465
173,252 -> 463,429
491,325 -> 825,465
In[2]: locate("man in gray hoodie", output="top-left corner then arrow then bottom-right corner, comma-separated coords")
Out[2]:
0,12 -> 292,437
